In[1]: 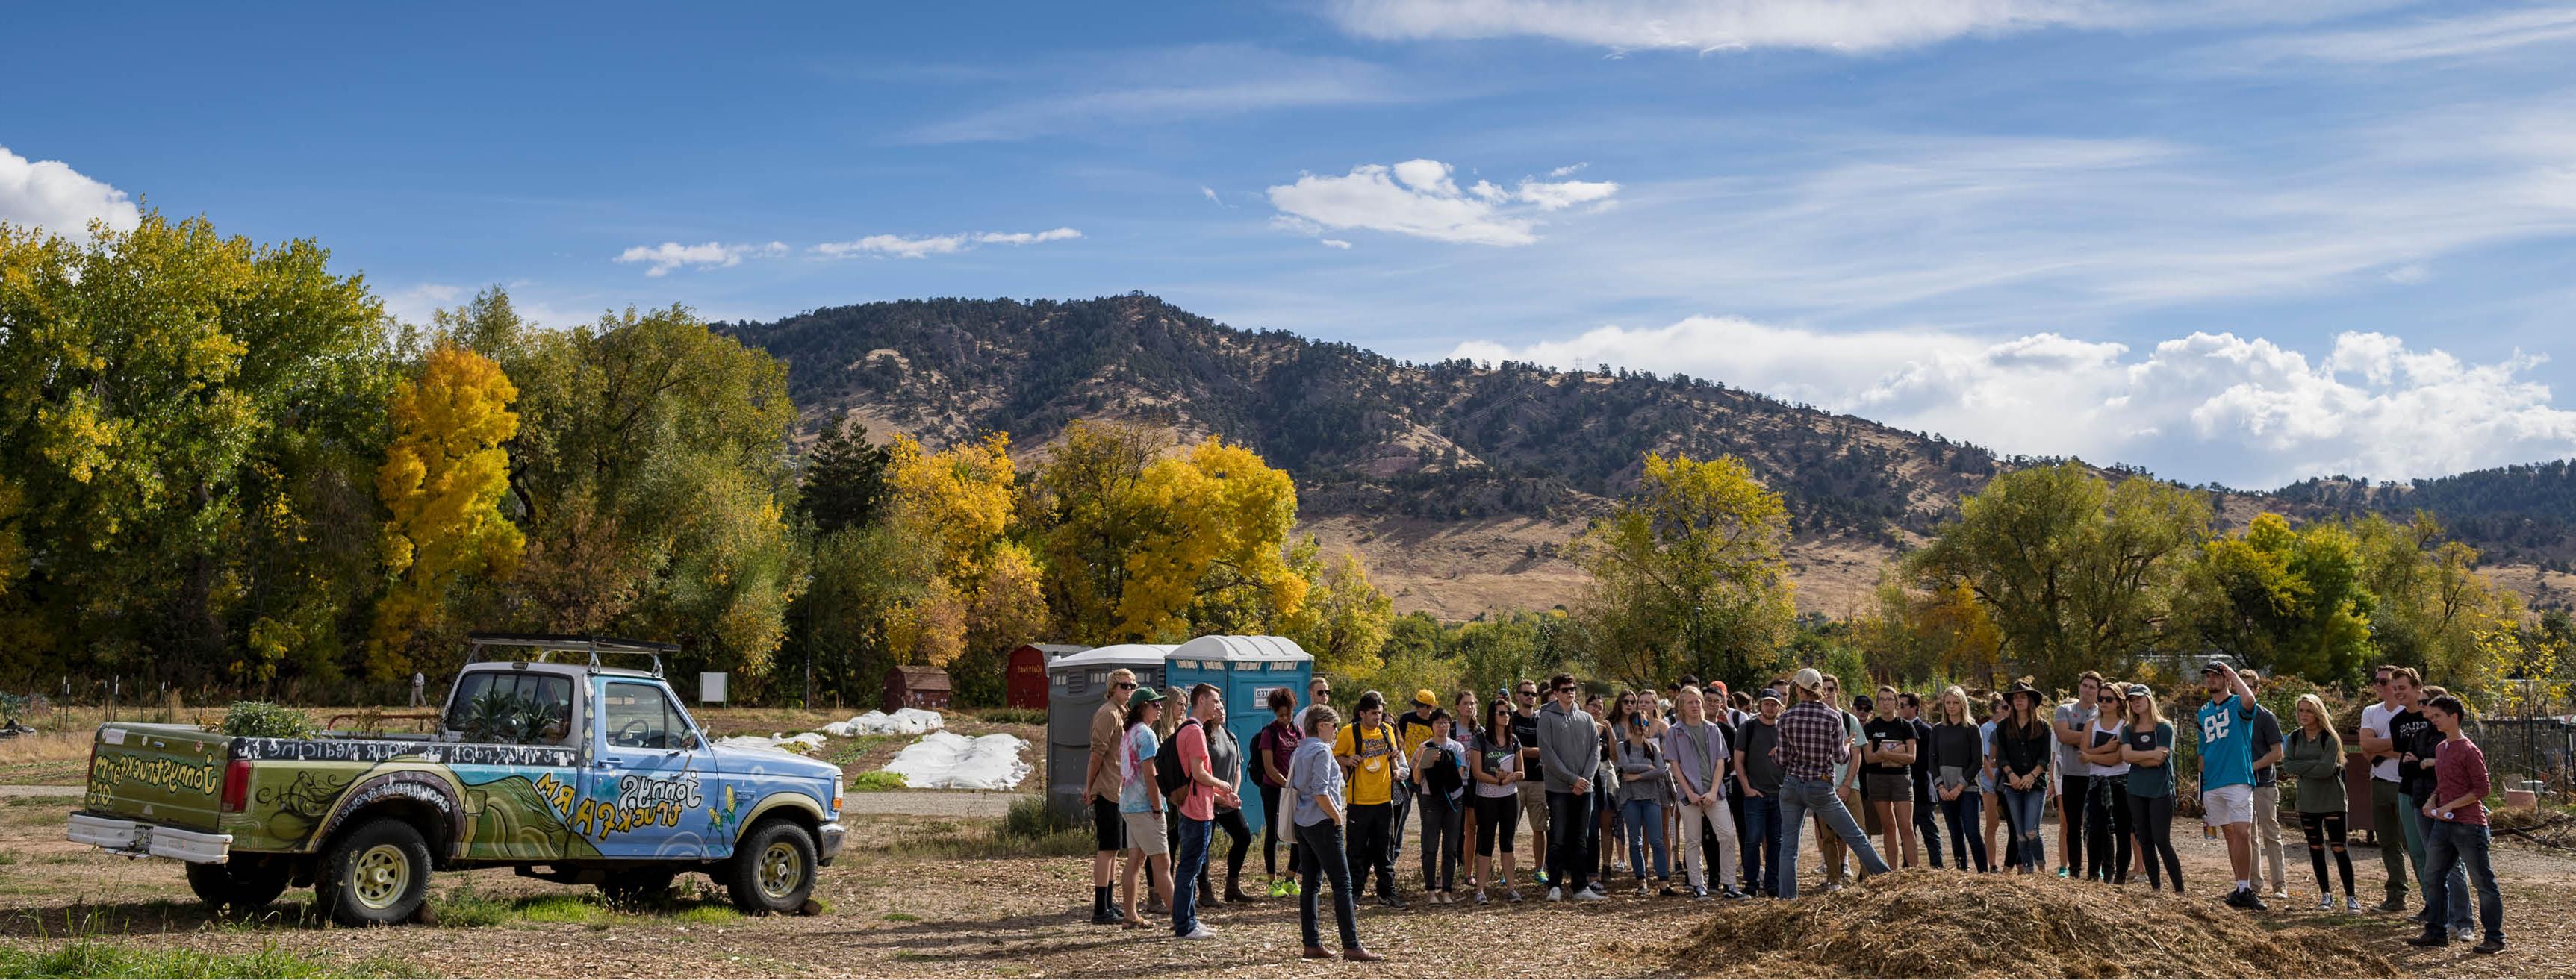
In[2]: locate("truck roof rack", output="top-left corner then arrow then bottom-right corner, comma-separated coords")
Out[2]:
466,633 -> 678,678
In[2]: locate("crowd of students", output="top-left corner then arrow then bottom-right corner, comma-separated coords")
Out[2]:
1074,660 -> 2510,960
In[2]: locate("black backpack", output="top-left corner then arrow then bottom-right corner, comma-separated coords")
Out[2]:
1154,719 -> 1198,799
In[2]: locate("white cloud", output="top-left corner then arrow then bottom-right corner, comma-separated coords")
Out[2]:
1266,160 -> 1620,246
1324,0 -> 2396,54
1320,238 -> 1354,249
973,227 -> 1082,246
1201,185 -> 1232,207
812,228 -> 1082,260
1455,317 -> 2576,487
2222,6 -> 2576,64
382,283 -> 464,325
907,45 -> 1428,143
1549,162 -> 1590,178
612,240 -> 785,276
0,146 -> 141,237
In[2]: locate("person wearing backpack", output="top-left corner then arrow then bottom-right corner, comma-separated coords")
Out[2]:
1334,690 -> 1409,908
1411,709 -> 1469,903
1166,684 -> 1241,940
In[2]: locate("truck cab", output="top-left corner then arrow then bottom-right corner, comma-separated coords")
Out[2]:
72,634 -> 844,926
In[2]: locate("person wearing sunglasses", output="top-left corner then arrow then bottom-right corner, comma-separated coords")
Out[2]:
1083,669 -> 1139,925
1293,677 -> 1331,731
1511,680 -> 1551,885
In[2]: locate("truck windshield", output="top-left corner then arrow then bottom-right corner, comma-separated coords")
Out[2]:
445,672 -> 575,744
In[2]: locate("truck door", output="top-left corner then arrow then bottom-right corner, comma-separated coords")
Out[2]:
587,678 -> 715,859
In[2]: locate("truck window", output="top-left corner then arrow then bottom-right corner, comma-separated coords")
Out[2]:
602,681 -> 691,749
445,671 -> 576,744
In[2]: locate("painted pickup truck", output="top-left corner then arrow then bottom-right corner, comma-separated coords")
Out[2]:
70,634 -> 844,926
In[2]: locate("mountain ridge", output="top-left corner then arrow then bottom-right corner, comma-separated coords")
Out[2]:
720,293 -> 2576,617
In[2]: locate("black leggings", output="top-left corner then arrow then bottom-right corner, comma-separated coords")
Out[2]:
2084,774 -> 2131,883
1215,808 -> 1253,884
1475,793 -> 1521,856
1257,783 -> 1298,876
2302,811 -> 2355,899
2127,792 -> 2183,893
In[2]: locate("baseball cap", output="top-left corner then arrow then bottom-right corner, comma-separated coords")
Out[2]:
1758,688 -> 1784,705
1127,687 -> 1167,708
2125,683 -> 2153,699
1413,688 -> 1439,708
2200,660 -> 2233,676
1791,667 -> 1824,693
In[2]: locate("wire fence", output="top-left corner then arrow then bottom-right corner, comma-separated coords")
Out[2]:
2476,681 -> 2574,803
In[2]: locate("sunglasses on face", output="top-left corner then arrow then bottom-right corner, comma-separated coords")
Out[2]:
1116,682 -> 1136,690
1516,690 -> 1537,697
2098,696 -> 2118,704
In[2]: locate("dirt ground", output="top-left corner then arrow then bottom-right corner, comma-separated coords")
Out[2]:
4,787 -> 2572,979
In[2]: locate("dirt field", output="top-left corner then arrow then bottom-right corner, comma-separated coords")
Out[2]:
4,783 -> 2572,979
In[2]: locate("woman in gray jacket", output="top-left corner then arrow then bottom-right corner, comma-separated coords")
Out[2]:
1615,711 -> 1673,894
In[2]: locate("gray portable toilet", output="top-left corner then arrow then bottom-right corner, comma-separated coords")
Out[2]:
1165,635 -> 1313,831
1045,643 -> 1175,823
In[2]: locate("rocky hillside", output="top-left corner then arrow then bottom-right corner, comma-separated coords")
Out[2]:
721,294 -> 2576,617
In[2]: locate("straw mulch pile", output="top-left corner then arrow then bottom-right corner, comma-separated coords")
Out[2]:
1665,871 -> 2395,979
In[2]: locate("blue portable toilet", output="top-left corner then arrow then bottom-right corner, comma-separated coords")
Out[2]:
1165,635 -> 1313,831
1044,644 -> 1175,824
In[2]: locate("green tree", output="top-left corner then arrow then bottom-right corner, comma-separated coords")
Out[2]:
1570,452 -> 1796,690
1032,419 -> 1166,643
1908,463 -> 2210,688
2350,513 -> 2523,696
0,213 -> 392,688
1281,546 -> 1395,677
2180,513 -> 2376,683
796,419 -> 891,535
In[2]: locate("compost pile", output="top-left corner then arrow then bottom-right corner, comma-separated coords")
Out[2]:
1665,871 -> 2395,979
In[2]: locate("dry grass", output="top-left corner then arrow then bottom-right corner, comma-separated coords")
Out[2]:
1665,871 -> 2392,979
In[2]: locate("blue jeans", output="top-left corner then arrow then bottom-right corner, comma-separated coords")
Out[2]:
1620,798 -> 1668,881
1774,774 -> 1888,899
2000,785 -> 2047,872
1172,815 -> 1213,936
1295,820 -> 1360,950
1742,793 -> 1779,893
2418,820 -> 2504,944
2400,793 -> 2471,931
1939,790 -> 1989,872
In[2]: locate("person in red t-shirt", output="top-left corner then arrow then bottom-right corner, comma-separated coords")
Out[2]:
2404,695 -> 2504,955
1170,684 -> 1242,941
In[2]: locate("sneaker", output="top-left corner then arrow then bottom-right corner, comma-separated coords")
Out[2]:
1507,888 -> 1524,903
2372,898 -> 2408,914
1723,887 -> 1752,900
2273,887 -> 2289,900
1572,887 -> 1608,902
1579,884 -> 1608,899
2224,889 -> 2252,909
1378,893 -> 1407,909
1180,925 -> 1218,941
1658,885 -> 1680,897
2242,892 -> 2268,911
1475,890 -> 1491,906
1546,886 -> 1563,902
1636,882 -> 1651,896
2405,934 -> 2448,949
2454,927 -> 2474,942
1535,870 -> 1551,885
2346,896 -> 2363,914
2472,939 -> 2506,955
2056,867 -> 2071,878
1689,886 -> 1709,899
2316,896 -> 2335,911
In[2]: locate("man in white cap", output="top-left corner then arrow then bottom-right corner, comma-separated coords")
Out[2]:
1771,668 -> 1890,899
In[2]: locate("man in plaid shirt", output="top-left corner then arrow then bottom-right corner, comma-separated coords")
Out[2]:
1770,667 -> 1889,898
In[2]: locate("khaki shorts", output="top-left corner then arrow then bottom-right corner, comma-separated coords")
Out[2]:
1123,811 -> 1170,856
2202,784 -> 2253,827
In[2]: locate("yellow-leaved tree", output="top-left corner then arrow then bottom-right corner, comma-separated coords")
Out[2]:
880,433 -> 1045,687
1116,437 -> 1307,641
372,342 -> 523,679
1280,546 -> 1394,678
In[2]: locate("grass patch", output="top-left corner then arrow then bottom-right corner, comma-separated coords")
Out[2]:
822,734 -> 900,769
848,771 -> 908,792
434,884 -> 743,930
969,707 -> 1045,726
0,941 -> 422,979
16,811 -> 69,827
668,904 -> 741,925
511,895 -> 606,925
6,796 -> 80,808
861,799 -> 1093,861
0,854 -> 14,867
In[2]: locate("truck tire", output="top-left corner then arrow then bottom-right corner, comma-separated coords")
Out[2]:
316,818 -> 433,927
726,820 -> 817,915
186,858 -> 290,913
599,868 -> 678,907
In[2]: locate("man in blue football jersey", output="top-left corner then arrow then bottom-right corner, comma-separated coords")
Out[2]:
2197,661 -> 2263,910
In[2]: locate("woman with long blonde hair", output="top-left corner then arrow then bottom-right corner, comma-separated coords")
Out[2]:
2078,681 -> 2134,883
2117,684 -> 2183,893
2283,692 -> 2359,911
1926,685 -> 1988,871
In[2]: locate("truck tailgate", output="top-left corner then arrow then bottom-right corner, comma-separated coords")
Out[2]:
84,723 -> 228,832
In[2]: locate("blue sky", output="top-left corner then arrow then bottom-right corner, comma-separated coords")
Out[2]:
7,1 -> 2575,489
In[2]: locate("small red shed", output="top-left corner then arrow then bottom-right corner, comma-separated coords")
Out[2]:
883,665 -> 954,714
1006,643 -> 1090,708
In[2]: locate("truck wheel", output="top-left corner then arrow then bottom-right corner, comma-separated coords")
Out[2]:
316,819 -> 432,927
186,858 -> 290,913
599,868 -> 678,907
726,820 -> 817,915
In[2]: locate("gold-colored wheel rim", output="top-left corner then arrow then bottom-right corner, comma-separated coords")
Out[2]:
351,844 -> 411,910
758,841 -> 803,899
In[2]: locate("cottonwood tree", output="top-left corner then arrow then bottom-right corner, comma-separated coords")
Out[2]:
1571,452 -> 1797,690
372,342 -> 523,679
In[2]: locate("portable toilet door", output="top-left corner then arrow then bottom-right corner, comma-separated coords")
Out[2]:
1042,644 -> 1175,824
1165,635 -> 1313,831
1008,643 -> 1088,709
